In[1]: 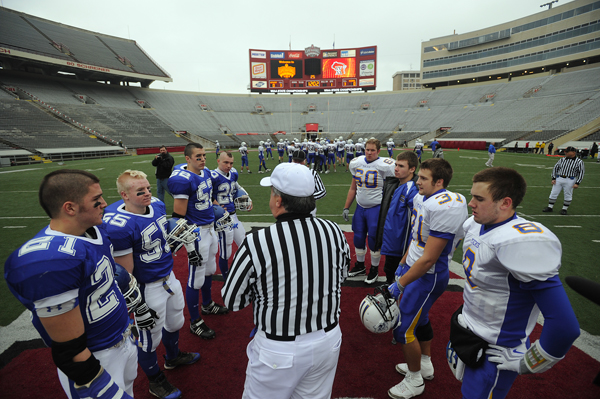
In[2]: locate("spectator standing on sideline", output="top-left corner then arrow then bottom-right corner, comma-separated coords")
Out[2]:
5,170 -> 138,398
540,141 -> 546,155
430,139 -> 439,156
152,145 -> 175,203
548,142 -> 554,155
343,138 -> 396,285
103,170 -> 200,398
375,151 -> 419,284
590,141 -> 598,161
222,162 -> 350,399
542,146 -> 585,215
525,142 -> 530,153
292,149 -> 326,216
485,142 -> 496,167
452,167 -> 579,399
432,142 -> 444,159
387,158 -> 467,399
514,142 -> 518,152
535,142 -> 540,154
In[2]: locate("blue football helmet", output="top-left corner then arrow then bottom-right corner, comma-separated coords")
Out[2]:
213,205 -> 234,232
233,188 -> 252,211
114,263 -> 141,313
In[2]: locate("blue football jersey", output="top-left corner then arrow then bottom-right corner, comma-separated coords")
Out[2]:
102,198 -> 172,284
168,166 -> 215,226
211,167 -> 240,213
4,226 -> 129,351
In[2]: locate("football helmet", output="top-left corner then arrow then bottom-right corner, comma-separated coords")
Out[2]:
259,140 -> 264,146
213,205 -> 234,232
241,141 -> 247,147
114,263 -> 142,313
166,218 -> 199,253
339,136 -> 343,140
348,139 -> 353,144
234,188 -> 252,211
358,138 -> 363,143
359,285 -> 400,334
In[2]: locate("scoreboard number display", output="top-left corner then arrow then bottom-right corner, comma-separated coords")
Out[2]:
249,45 -> 376,93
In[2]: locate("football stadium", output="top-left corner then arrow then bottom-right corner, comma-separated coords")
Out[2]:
1,0 -> 600,398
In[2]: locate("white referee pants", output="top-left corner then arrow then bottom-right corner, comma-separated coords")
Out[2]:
549,177 -> 576,202
59,332 -> 138,398
243,325 -> 342,399
485,153 -> 495,167
188,225 -> 218,289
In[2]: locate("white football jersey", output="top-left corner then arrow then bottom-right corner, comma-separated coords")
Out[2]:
355,142 -> 364,154
344,143 -> 355,154
461,215 -> 562,347
337,141 -> 346,151
387,140 -> 395,150
406,190 -> 467,274
307,142 -> 316,154
349,156 -> 395,208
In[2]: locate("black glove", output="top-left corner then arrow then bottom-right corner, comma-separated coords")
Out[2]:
134,302 -> 159,330
188,249 -> 203,268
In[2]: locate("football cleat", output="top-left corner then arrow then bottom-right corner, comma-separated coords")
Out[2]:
365,266 -> 380,285
201,300 -> 229,315
149,373 -> 181,399
561,209 -> 568,215
396,361 -> 434,380
359,285 -> 400,334
164,351 -> 201,370
388,376 -> 425,399
349,261 -> 366,277
190,318 -> 216,340
213,205 -> 234,232
542,207 -> 553,212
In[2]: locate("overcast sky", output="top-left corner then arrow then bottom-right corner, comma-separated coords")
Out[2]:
1,0 -> 575,93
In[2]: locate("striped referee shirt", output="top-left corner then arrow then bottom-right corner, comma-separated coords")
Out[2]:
312,169 -> 327,200
552,156 -> 585,185
222,213 -> 350,338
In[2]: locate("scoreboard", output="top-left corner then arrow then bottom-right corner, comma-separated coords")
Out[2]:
249,45 -> 376,93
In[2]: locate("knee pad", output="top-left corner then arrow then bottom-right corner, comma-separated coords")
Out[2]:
416,321 -> 433,342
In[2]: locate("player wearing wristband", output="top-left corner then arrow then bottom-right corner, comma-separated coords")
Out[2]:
103,170 -> 200,398
168,143 -> 221,340
5,170 -> 137,399
387,158 -> 467,399
455,167 -> 579,399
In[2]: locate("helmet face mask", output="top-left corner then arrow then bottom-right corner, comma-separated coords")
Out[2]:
166,218 -> 199,253
234,188 -> 252,211
213,205 -> 234,232
359,286 -> 400,334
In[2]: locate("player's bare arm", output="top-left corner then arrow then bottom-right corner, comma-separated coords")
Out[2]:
344,178 -> 357,209
173,198 -> 188,217
39,306 -> 90,360
398,236 -> 448,287
114,253 -> 134,274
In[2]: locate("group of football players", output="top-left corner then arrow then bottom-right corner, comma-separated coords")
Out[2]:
5,143 -> 253,399
5,137 -> 582,399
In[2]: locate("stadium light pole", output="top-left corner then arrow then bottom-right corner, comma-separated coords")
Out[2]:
540,0 -> 558,9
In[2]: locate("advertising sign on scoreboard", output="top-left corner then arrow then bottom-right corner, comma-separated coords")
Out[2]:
249,45 -> 376,93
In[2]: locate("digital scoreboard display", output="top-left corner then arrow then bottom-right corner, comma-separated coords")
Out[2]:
249,45 -> 376,93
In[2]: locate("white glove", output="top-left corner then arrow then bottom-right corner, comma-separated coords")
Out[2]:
486,344 -> 525,374
342,208 -> 350,222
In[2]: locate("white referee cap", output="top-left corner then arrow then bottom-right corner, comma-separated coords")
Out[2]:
260,163 -> 314,197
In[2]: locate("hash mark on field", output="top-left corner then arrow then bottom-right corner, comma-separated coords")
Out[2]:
554,225 -> 582,228
3,226 -> 27,229
592,240 -> 600,243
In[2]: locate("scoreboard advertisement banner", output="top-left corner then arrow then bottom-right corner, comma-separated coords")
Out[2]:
249,45 -> 376,93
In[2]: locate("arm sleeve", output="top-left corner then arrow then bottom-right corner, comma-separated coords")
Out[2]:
221,239 -> 255,311
576,160 -> 584,185
524,277 -> 580,357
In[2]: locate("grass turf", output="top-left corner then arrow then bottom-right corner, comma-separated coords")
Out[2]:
1,148 -> 599,336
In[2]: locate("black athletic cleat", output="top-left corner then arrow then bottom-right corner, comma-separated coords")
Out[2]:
542,207 -> 553,212
365,266 -> 379,285
190,318 -> 216,340
164,351 -> 200,370
560,209 -> 568,215
149,373 -> 181,399
201,301 -> 229,315
349,261 -> 366,277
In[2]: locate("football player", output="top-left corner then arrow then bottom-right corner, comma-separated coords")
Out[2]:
257,141 -> 270,174
454,167 -> 579,399
355,138 -> 365,158
306,139 -> 316,169
277,140 -> 286,163
387,159 -> 467,399
103,170 -> 200,398
168,143 -> 223,340
344,139 -> 356,172
238,142 -> 251,174
265,139 -> 274,160
414,139 -> 424,164
211,151 -> 253,281
326,140 -> 337,173
336,136 -> 346,165
215,140 -> 220,159
343,139 -> 395,284
5,170 -> 139,398
386,138 -> 395,157
287,141 -> 296,163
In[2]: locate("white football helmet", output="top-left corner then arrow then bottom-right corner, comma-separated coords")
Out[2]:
241,141 -> 247,146
166,218 -> 199,253
234,188 -> 252,211
259,140 -> 264,146
304,138 -> 308,142
348,139 -> 353,144
358,138 -> 363,143
213,205 -> 234,232
359,286 -> 400,334
339,136 -> 343,140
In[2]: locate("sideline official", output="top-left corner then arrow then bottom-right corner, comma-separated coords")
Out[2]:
542,146 -> 585,215
151,145 -> 175,202
222,162 -> 350,399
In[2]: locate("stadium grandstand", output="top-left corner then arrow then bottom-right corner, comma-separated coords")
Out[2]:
1,0 -> 600,167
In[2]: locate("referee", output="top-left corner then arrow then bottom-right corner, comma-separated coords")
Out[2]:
542,146 -> 585,215
292,149 -> 326,216
222,162 -> 350,399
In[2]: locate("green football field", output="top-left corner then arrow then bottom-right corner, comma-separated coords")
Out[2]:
1,148 -> 599,336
